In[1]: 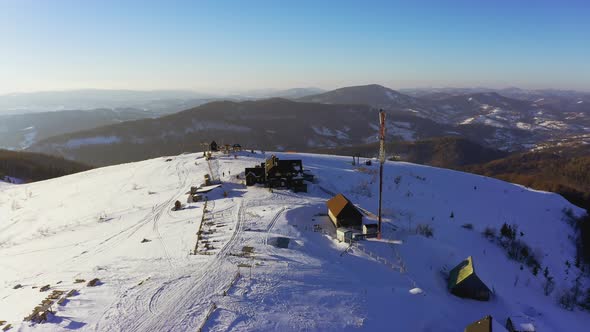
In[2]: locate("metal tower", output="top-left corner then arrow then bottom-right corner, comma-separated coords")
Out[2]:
378,109 -> 386,239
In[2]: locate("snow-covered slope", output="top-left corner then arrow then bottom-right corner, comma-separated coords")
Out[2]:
0,151 -> 587,331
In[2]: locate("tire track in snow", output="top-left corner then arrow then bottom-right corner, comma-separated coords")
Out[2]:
123,200 -> 246,332
151,159 -> 190,269
263,207 -> 286,246
95,189 -> 300,331
95,158 -> 188,260
93,157 -> 192,331
102,189 -> 246,331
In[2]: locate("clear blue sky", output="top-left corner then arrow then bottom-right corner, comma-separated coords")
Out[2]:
1,0 -> 589,94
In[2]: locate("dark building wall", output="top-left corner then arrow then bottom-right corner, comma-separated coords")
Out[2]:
335,205 -> 363,228
451,275 -> 490,301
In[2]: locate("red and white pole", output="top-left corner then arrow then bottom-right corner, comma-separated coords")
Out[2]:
378,109 -> 386,239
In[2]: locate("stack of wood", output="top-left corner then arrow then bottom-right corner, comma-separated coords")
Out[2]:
58,289 -> 78,305
87,278 -> 101,287
1,321 -> 12,331
24,288 -> 78,324
173,200 -> 182,211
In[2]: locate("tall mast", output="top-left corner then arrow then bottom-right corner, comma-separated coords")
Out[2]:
378,109 -> 386,239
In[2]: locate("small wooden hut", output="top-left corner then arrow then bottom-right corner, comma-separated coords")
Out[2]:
448,256 -> 491,301
326,194 -> 363,229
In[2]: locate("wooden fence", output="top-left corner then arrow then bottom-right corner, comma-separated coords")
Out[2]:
192,198 -> 209,255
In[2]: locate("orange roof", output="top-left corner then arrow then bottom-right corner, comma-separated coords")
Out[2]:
327,193 -> 352,217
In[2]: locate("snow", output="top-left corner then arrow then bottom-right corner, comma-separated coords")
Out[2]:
368,122 -> 415,141
1,176 -> 24,185
460,116 -> 506,128
409,287 -> 423,295
64,136 -> 121,149
536,120 -> 569,130
508,316 -> 536,331
492,319 -> 509,332
311,126 -> 350,140
516,122 -> 534,130
185,121 -> 251,134
21,128 -> 37,149
312,126 -> 334,136
385,90 -> 398,100
195,184 -> 222,193
0,151 -> 588,331
392,121 -> 411,129
0,180 -> 14,189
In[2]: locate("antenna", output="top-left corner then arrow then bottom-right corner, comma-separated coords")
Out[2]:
378,109 -> 386,239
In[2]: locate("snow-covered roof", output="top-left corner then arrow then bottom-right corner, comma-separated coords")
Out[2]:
492,319 -> 509,332
195,184 -> 222,193
508,316 -> 536,331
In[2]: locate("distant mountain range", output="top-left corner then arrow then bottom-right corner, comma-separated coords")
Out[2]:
26,83 -> 589,166
0,89 -> 215,114
0,88 -> 326,150
301,84 -> 589,135
0,88 -> 326,115
29,98 -> 454,165
0,108 -> 163,150
11,85 -> 589,216
0,83 -> 580,169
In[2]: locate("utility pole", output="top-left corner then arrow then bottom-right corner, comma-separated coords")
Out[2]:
378,109 -> 386,239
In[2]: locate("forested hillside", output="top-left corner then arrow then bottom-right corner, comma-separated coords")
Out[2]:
0,149 -> 91,183
312,137 -> 509,168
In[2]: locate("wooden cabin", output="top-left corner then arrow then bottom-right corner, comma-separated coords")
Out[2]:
326,194 -> 363,229
245,167 -> 265,186
264,155 -> 303,182
243,156 -> 307,192
448,256 -> 491,301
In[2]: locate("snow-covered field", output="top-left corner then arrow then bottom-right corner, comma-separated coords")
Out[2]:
0,151 -> 588,331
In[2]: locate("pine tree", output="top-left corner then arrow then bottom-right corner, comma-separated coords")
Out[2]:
501,223 -> 510,238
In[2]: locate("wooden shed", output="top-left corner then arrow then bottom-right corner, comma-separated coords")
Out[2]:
336,228 -> 353,242
506,317 -> 536,332
326,194 -> 363,229
448,256 -> 491,301
362,223 -> 378,237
